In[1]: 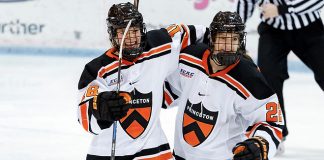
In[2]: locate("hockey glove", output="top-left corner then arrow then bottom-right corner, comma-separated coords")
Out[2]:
92,91 -> 132,121
232,136 -> 269,160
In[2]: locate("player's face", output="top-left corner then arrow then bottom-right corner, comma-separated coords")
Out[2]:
115,26 -> 142,49
212,32 -> 239,54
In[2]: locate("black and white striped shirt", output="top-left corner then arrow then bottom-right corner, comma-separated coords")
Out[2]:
237,0 -> 324,30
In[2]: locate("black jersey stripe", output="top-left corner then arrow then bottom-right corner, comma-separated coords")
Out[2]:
253,125 -> 281,148
101,49 -> 171,79
78,53 -> 115,90
102,64 -> 131,79
137,48 -> 171,64
188,25 -> 197,45
86,143 -> 171,160
247,122 -> 283,148
267,122 -> 285,130
86,102 -> 96,134
203,28 -> 210,44
164,81 -> 179,100
210,76 -> 247,100
173,153 -> 186,160
162,95 -> 168,109
80,99 -> 112,133
179,59 -> 205,73
179,53 -> 205,70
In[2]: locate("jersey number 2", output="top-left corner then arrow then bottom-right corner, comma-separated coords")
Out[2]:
266,102 -> 283,122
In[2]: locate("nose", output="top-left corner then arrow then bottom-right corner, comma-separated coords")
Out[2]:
125,32 -> 131,39
225,43 -> 233,51
124,32 -> 134,43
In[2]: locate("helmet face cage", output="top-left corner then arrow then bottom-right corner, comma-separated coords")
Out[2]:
106,2 -> 146,61
209,11 -> 246,66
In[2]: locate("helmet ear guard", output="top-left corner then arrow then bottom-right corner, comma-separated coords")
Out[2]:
106,2 -> 146,61
209,11 -> 246,66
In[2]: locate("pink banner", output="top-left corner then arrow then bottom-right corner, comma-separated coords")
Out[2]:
193,0 -> 235,10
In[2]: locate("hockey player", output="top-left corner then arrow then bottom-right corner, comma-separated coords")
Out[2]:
77,2 -> 207,160
164,11 -> 284,160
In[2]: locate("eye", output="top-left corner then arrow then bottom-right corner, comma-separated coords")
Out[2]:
233,37 -> 239,41
218,37 -> 226,40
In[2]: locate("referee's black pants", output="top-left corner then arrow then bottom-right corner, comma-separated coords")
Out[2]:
257,19 -> 324,138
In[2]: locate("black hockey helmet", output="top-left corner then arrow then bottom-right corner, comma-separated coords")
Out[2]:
107,2 -> 146,61
209,11 -> 246,66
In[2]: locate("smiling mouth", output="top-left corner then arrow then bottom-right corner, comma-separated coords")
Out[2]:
124,44 -> 139,48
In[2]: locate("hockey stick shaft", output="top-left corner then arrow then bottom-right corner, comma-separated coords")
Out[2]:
134,0 -> 139,10
110,19 -> 133,160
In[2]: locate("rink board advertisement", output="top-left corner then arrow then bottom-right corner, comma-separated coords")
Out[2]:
0,0 -> 238,51
0,0 -> 322,67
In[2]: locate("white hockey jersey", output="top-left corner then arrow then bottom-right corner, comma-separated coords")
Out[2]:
165,43 -> 284,160
77,24 -> 207,159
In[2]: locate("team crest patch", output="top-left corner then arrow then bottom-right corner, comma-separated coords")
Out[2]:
182,100 -> 218,147
119,88 -> 152,139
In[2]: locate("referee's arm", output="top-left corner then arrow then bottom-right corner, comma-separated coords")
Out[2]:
280,0 -> 324,15
237,0 -> 258,23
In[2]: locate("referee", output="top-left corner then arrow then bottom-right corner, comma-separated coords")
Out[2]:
237,0 -> 324,153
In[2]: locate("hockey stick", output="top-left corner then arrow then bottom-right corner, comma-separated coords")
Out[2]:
134,0 -> 139,10
110,19 -> 133,160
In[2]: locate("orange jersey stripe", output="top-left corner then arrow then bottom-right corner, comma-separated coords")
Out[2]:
202,50 -> 211,74
99,44 -> 171,78
245,122 -> 283,141
98,62 -> 119,78
106,48 -> 134,66
272,126 -> 283,140
262,123 -> 283,140
164,91 -> 173,106
180,54 -> 203,68
166,25 -> 175,31
245,122 -> 262,138
80,103 -> 89,132
209,60 -> 240,77
136,43 -> 171,61
220,74 -> 250,98
167,25 -> 181,38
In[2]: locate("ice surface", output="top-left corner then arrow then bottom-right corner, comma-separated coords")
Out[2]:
0,53 -> 323,159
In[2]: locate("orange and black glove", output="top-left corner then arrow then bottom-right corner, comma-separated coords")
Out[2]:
92,91 -> 132,121
232,136 -> 269,160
